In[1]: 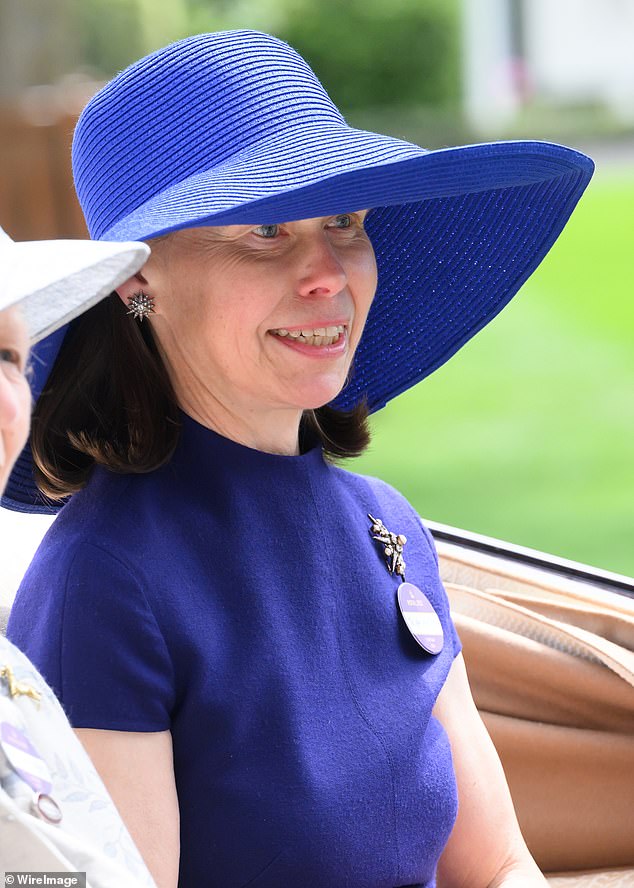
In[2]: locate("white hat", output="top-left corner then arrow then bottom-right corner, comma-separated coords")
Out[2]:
0,226 -> 150,343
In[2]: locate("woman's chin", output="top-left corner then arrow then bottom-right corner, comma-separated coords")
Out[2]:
291,378 -> 348,411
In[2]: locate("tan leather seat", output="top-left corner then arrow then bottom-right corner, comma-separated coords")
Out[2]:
438,537 -> 634,878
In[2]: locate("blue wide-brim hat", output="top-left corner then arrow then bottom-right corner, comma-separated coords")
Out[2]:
4,29 -> 593,513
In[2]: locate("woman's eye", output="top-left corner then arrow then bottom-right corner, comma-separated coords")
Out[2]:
0,348 -> 20,366
0,349 -> 27,377
252,224 -> 280,239
330,214 -> 352,229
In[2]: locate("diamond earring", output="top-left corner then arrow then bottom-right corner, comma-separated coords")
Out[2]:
126,290 -> 155,321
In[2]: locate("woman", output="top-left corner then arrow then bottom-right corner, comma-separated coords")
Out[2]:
5,30 -> 594,888
0,226 -> 154,885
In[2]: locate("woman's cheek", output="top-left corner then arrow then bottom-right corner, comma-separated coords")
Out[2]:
10,372 -> 31,448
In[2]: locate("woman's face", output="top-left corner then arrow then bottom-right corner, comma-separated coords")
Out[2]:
0,307 -> 30,493
138,212 -> 377,425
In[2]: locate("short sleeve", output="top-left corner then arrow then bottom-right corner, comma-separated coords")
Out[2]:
418,518 -> 462,659
9,541 -> 174,731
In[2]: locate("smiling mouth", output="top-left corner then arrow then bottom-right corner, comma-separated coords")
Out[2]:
270,325 -> 345,347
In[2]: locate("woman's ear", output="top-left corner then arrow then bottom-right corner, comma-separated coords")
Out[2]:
115,271 -> 151,308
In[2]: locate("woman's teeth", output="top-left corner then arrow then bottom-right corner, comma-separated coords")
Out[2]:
272,325 -> 345,346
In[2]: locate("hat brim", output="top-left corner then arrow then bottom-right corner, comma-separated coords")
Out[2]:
2,239 -> 150,344
99,124 -> 590,240
98,129 -> 592,411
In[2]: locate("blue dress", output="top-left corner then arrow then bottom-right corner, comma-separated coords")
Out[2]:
9,414 -> 461,887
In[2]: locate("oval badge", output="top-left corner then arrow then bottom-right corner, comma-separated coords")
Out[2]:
397,582 -> 444,655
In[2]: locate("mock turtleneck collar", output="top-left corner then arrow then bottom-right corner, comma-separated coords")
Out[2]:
174,410 -> 327,483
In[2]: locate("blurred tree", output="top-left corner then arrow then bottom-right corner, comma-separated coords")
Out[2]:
69,0 -> 143,78
0,0 -> 80,97
278,0 -> 460,111
182,0 -> 460,112
185,0 -> 287,35
136,0 -> 190,55
1,0 -> 460,109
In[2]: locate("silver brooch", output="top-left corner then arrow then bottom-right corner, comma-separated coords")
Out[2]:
126,290 -> 155,321
368,514 -> 407,577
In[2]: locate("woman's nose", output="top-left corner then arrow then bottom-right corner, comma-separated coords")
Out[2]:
296,234 -> 348,298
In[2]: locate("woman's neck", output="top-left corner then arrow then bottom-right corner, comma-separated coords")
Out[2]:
176,391 -> 303,456
154,331 -> 304,456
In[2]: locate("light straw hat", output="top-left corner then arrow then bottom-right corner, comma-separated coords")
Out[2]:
1,228 -> 149,511
0,227 -> 149,344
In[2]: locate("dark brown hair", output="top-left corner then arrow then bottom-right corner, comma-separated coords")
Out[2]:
31,294 -> 370,500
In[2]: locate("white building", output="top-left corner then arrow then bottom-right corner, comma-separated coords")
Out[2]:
463,0 -> 634,131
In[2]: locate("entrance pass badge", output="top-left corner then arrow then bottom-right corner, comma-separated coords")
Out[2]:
397,582 -> 444,654
368,514 -> 444,655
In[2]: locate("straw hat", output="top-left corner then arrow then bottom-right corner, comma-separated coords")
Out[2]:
71,30 -> 594,411
1,228 -> 149,511
0,227 -> 148,344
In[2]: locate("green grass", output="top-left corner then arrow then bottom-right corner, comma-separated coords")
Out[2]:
352,169 -> 634,577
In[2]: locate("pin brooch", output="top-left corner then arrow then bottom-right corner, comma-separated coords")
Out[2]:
368,513 -> 444,656
126,290 -> 155,321
368,514 -> 407,577
0,665 -> 41,704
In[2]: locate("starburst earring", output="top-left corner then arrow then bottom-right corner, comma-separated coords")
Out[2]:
126,290 -> 155,321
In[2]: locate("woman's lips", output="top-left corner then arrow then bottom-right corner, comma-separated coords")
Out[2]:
269,324 -> 348,356
270,324 -> 345,347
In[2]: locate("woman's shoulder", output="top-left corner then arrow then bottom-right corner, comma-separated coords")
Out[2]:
8,472 -> 154,655
330,465 -> 438,559
7,492 -> 174,727
57,464 -> 151,523
331,465 -> 422,519
12,459 -> 196,640
41,465 -> 166,564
